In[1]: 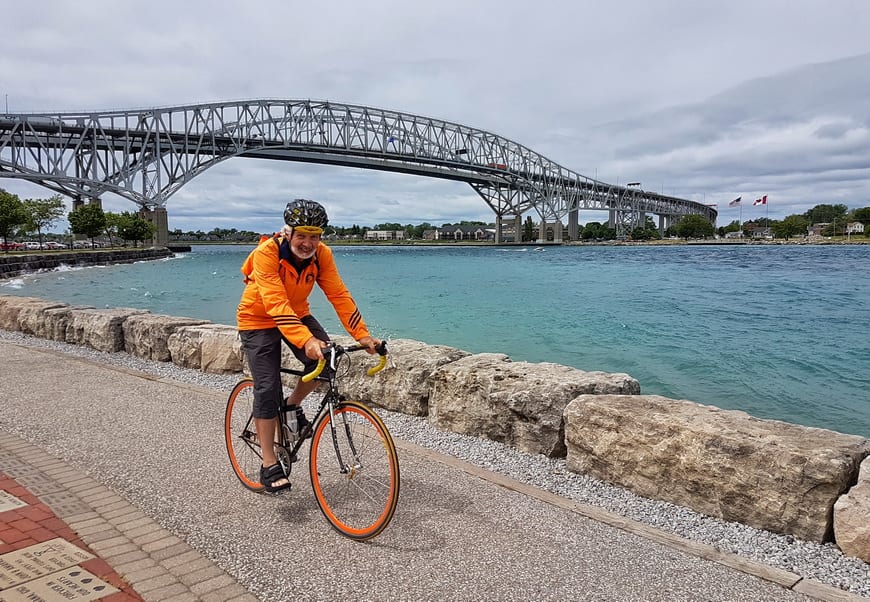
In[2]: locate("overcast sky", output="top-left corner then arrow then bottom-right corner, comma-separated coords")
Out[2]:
3,0 -> 870,233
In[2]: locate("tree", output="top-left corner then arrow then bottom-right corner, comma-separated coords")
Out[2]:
117,211 -> 156,247
373,222 -> 402,231
724,219 -> 743,233
804,203 -> 848,224
103,211 -> 123,248
674,214 -> 715,239
68,203 -> 107,247
852,207 -> 870,225
23,195 -> 66,247
0,188 -> 28,253
771,215 -> 809,239
522,216 -> 534,242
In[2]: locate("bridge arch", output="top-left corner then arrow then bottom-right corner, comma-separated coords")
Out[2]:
0,99 -> 717,243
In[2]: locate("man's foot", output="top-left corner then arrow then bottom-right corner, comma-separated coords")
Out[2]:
260,463 -> 291,494
293,406 -> 313,439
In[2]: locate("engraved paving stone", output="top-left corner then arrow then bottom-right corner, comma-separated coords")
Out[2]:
0,492 -> 27,514
1,566 -> 118,601
0,538 -> 93,590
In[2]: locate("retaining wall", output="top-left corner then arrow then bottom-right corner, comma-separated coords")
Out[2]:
0,248 -> 173,279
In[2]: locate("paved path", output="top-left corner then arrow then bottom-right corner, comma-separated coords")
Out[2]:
0,339 -> 863,601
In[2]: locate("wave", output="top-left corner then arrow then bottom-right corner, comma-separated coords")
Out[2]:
0,278 -> 25,289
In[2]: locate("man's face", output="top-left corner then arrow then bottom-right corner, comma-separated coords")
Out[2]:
290,230 -> 321,260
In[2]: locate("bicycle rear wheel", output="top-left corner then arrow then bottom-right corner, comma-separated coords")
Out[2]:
309,401 -> 400,540
225,379 -> 266,492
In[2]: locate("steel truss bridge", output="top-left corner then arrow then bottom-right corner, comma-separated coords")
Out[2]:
0,99 -> 716,244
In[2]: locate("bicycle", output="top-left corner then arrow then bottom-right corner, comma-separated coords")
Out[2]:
224,340 -> 400,541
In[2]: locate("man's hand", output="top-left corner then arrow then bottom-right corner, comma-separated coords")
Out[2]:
357,336 -> 381,355
303,336 -> 327,361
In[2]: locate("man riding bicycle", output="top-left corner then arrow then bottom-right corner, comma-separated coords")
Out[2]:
237,198 -> 381,493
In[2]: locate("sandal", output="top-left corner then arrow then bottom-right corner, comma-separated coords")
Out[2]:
260,463 -> 291,494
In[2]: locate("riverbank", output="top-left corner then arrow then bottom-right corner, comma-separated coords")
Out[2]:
0,247 -> 173,279
2,327 -> 869,599
171,237 -> 870,247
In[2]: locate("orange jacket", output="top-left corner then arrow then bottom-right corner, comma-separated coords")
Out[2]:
237,236 -> 370,347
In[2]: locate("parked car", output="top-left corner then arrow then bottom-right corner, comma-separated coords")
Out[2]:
0,241 -> 25,251
43,241 -> 66,250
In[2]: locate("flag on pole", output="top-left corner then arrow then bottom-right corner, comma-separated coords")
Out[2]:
753,195 -> 768,206
729,197 -> 742,207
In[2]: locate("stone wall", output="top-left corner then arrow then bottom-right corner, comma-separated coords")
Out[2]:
0,248 -> 172,279
1,294 -> 868,563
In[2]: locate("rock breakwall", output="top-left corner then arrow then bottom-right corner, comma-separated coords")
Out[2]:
0,248 -> 173,279
1,293 -> 868,562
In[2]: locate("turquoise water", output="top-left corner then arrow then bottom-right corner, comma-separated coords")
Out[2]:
3,243 -> 869,437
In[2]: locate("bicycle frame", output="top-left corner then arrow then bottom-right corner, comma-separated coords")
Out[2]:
273,342 -> 387,474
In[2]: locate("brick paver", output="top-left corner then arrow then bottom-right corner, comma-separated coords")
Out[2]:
0,430 -> 254,602
0,470 -> 144,601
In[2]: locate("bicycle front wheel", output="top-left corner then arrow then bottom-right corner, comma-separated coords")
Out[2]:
309,401 -> 400,540
225,379 -> 266,492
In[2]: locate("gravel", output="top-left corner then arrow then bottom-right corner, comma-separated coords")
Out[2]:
2,328 -> 869,598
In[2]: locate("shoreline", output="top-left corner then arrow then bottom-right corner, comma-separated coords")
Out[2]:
2,327 -> 869,598
0,247 -> 173,279
171,237 -> 869,247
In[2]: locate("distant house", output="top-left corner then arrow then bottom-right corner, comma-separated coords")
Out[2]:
808,222 -> 864,237
808,223 -> 829,237
744,222 -> 772,239
365,230 -> 406,241
436,225 -> 494,241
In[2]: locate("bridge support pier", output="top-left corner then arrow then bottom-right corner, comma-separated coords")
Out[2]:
140,207 -> 169,247
538,220 -> 564,243
568,209 -> 579,242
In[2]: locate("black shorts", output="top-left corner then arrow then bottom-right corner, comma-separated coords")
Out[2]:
239,316 -> 330,419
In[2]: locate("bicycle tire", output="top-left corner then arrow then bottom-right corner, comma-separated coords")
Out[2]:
225,379 -> 266,492
309,401 -> 400,540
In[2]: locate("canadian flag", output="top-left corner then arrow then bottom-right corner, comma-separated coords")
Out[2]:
753,195 -> 768,206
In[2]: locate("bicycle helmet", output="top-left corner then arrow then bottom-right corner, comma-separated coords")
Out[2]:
284,199 -> 329,234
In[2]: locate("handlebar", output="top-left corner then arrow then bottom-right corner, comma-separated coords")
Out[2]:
301,340 -> 389,383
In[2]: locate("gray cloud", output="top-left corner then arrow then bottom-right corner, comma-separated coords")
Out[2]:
3,0 -> 870,232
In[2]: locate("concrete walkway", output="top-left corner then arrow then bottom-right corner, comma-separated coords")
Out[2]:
0,339 -> 862,601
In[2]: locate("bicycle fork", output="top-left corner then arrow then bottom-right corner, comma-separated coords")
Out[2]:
328,401 -> 363,477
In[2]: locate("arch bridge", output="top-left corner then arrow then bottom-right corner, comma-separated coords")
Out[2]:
0,99 -> 716,244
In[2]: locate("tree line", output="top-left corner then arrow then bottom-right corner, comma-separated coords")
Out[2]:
0,188 -> 155,252
4,186 -> 869,250
715,203 -> 870,240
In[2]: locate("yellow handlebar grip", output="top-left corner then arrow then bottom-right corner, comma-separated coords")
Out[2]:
366,354 -> 388,376
301,359 -> 326,382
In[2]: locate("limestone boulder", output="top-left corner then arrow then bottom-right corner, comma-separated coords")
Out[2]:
0,295 -> 67,332
202,328 -> 244,374
66,307 -> 151,352
834,457 -> 870,562
19,304 -> 95,341
168,323 -> 243,374
564,394 -> 870,542
339,338 -> 470,416
123,313 -> 210,361
429,353 -> 641,457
